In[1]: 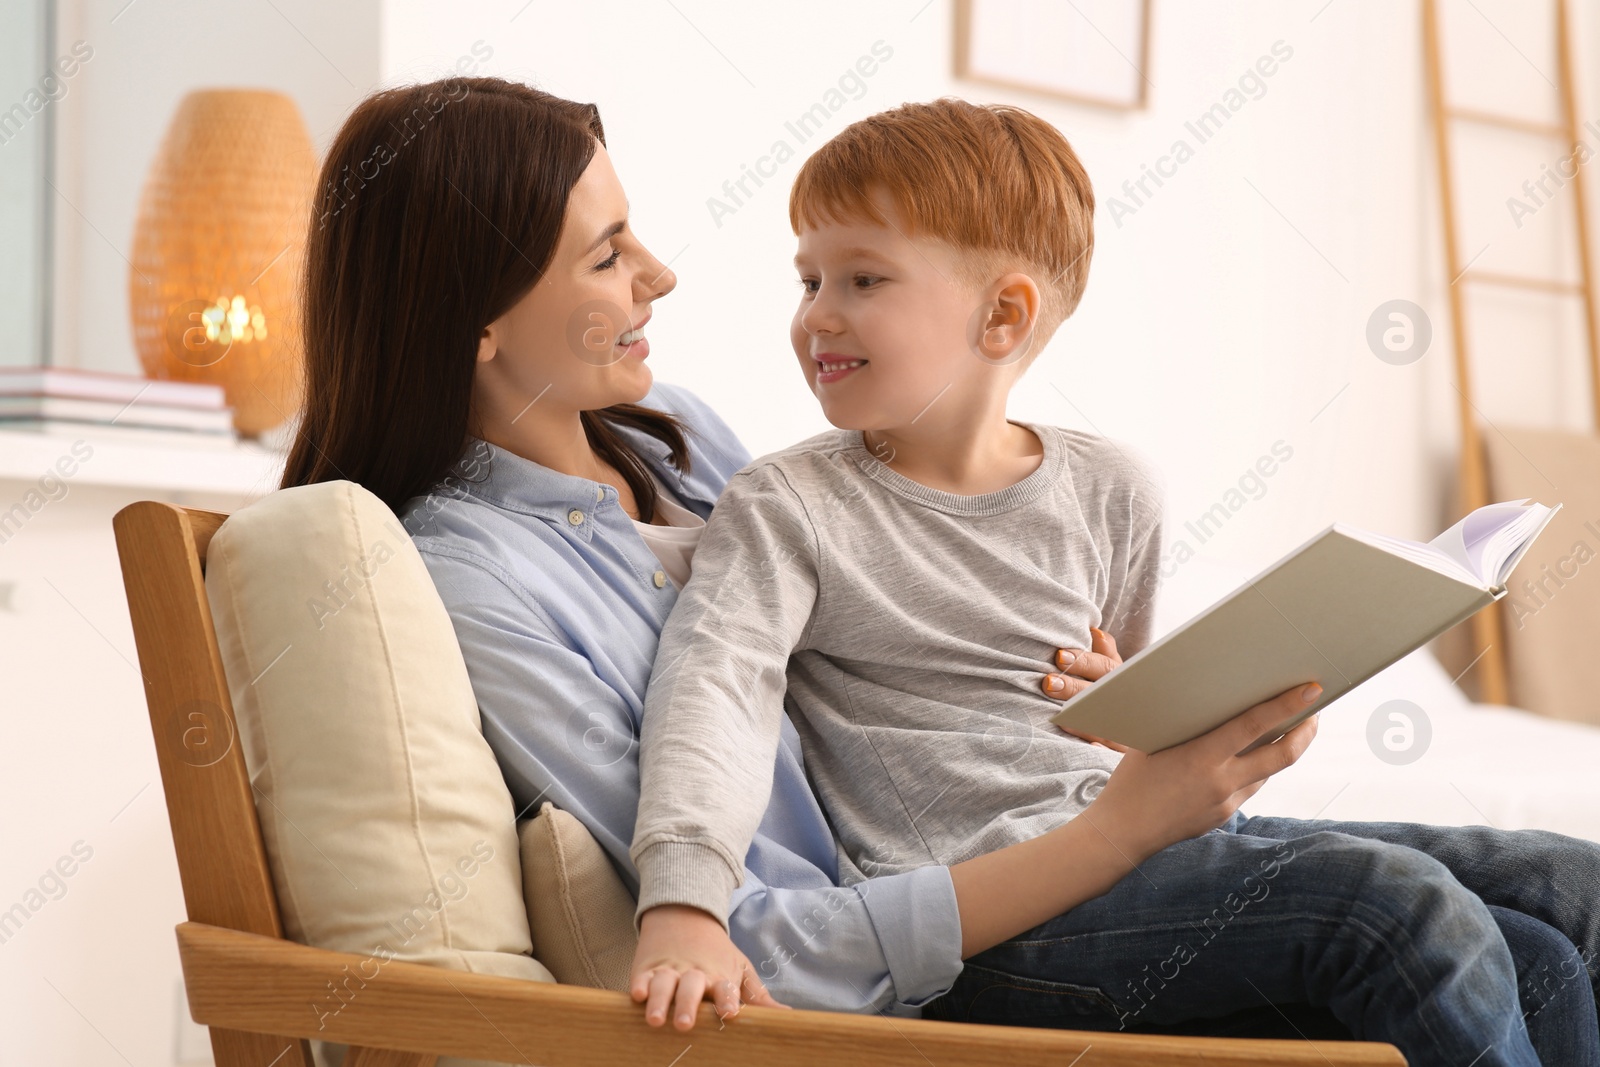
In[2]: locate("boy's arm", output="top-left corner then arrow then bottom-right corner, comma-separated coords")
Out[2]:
1098,453 -> 1167,658
631,462 -> 821,928
418,535 -> 964,1025
1051,449 -> 1165,751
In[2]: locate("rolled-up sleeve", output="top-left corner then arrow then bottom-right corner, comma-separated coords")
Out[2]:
729,861 -> 963,1014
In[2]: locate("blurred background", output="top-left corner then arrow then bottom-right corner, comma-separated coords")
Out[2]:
3,0 -> 1599,1062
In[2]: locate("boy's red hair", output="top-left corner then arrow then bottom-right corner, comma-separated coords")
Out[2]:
788,97 -> 1095,349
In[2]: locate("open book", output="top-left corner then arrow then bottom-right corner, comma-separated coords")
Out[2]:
1050,499 -> 1564,755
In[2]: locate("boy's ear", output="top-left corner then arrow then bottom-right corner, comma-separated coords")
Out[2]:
970,273 -> 1041,367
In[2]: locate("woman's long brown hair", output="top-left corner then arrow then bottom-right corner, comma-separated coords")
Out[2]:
279,76 -> 688,521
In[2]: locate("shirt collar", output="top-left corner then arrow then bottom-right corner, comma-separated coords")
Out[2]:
454,426 -> 710,523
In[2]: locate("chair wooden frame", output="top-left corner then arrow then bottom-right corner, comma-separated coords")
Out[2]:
112,498 -> 1406,1067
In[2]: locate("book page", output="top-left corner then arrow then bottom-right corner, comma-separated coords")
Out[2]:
1427,499 -> 1532,580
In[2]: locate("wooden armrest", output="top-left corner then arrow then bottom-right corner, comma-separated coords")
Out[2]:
176,922 -> 1405,1065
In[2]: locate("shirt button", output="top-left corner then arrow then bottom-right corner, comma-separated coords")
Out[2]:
567,508 -> 585,526
595,486 -> 604,502
653,570 -> 667,588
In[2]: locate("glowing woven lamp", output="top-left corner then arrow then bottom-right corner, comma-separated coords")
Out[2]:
129,89 -> 317,438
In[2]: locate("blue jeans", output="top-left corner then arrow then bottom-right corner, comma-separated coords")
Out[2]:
922,813 -> 1600,1066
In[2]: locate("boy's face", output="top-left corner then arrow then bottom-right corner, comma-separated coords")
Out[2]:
790,188 -> 1012,433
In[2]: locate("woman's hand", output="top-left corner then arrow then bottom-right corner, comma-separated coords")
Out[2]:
1042,626 -> 1132,752
630,904 -> 787,1030
1087,682 -> 1324,855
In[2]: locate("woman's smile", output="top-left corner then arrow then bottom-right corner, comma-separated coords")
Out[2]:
618,312 -> 651,359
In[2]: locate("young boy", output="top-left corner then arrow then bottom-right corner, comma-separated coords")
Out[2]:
628,99 -> 1600,1064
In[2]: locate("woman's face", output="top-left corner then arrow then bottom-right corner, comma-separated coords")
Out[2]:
472,141 -> 676,427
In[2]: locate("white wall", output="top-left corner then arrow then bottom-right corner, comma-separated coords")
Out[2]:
2,3 -> 379,1065
0,476 -> 274,1067
379,0 -> 1598,594
49,0 -> 1593,573
0,0 -> 52,368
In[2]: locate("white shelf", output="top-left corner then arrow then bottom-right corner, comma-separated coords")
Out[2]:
0,426 -> 286,496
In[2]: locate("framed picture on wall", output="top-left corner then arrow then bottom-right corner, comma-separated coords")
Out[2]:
953,0 -> 1152,111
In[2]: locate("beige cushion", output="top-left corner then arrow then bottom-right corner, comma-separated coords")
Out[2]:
519,802 -> 638,991
1482,426 -> 1600,726
205,480 -> 553,1067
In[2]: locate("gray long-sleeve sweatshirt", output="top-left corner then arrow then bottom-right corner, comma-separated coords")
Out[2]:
631,421 -> 1166,928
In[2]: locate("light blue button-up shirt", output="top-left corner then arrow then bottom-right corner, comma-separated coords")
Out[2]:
398,380 -> 964,1015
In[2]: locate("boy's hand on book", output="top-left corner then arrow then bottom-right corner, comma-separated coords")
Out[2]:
631,903 -> 788,1031
1044,627 -> 1132,752
1087,682 -> 1324,855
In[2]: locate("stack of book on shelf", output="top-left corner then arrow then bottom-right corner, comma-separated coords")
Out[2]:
0,367 -> 237,449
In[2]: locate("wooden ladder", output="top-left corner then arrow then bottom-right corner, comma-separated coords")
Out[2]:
1421,0 -> 1600,704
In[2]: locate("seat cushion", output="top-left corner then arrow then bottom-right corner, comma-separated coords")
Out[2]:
519,802 -> 638,991
205,479 -> 553,1067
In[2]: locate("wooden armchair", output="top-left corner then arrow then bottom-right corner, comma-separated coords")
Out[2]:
112,498 -> 1406,1067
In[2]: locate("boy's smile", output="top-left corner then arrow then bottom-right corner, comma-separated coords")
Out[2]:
813,353 -> 868,384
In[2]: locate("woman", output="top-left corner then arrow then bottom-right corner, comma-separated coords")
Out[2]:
279,77 -> 1600,1061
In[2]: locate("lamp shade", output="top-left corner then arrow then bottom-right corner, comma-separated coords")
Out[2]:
129,89 -> 317,438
